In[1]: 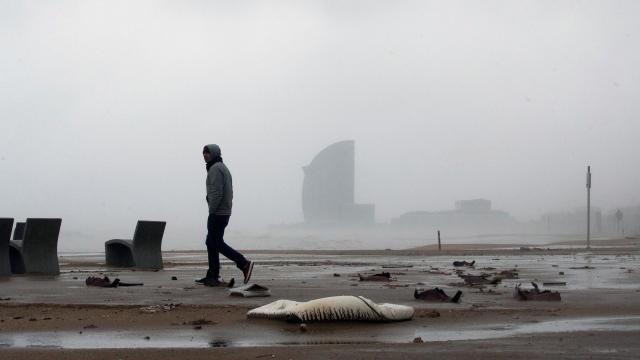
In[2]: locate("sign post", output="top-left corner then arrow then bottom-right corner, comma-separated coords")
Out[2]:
586,166 -> 591,249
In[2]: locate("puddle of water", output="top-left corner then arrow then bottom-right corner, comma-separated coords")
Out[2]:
411,316 -> 640,342
1,316 -> 639,349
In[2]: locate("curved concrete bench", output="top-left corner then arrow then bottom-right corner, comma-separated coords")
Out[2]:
0,218 -> 13,276
105,220 -> 166,270
9,218 -> 62,275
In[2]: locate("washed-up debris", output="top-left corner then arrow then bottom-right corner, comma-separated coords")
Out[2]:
85,276 -> 143,288
229,283 -> 271,297
358,272 -> 393,281
495,269 -> 519,279
0,297 -> 11,301
333,273 -> 341,277
514,282 -> 561,301
414,288 -> 462,303
139,303 -> 180,314
458,274 -> 501,285
453,260 -> 475,267
382,265 -> 413,269
412,336 -> 424,343
569,266 -> 595,270
247,295 -> 414,322
542,282 -> 566,286
187,319 -> 215,326
171,276 -> 178,281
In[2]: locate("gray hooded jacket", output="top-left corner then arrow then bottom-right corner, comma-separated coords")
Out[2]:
204,144 -> 233,215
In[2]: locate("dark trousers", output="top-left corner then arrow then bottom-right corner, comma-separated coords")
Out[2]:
205,214 -> 248,280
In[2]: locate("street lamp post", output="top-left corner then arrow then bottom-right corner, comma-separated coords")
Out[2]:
586,166 -> 591,249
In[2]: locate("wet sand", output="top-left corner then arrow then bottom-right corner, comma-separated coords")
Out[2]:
1,239 -> 640,359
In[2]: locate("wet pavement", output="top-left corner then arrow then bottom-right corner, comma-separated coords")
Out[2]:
2,250 -> 640,350
2,315 -> 640,349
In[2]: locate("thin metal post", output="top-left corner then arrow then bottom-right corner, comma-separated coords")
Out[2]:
586,166 -> 591,249
437,230 -> 441,251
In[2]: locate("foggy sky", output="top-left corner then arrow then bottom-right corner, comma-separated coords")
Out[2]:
1,1 -> 639,251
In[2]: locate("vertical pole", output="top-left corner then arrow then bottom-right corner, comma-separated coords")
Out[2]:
586,166 -> 591,249
437,230 -> 441,251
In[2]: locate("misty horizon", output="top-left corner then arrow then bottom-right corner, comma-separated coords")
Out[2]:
2,1 -> 639,251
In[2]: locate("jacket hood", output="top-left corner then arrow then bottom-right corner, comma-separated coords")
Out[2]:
203,144 -> 221,158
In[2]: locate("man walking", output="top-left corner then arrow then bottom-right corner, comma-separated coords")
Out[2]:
196,144 -> 253,287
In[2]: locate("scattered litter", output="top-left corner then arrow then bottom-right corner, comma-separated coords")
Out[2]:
382,265 -> 413,269
333,273 -> 341,277
559,271 -> 565,275
569,266 -> 595,270
495,269 -> 519,279
458,274 -> 501,286
187,319 -> 215,326
514,282 -> 561,301
85,276 -> 143,288
139,303 -> 180,314
229,283 -> 271,297
358,272 -> 393,281
542,282 -> 566,286
171,276 -> 178,281
412,336 -> 424,343
414,288 -> 462,303
453,260 -> 475,267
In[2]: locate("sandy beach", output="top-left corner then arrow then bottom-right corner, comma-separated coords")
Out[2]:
1,238 -> 640,359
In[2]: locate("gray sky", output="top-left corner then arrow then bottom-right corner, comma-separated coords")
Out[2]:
1,1 -> 639,250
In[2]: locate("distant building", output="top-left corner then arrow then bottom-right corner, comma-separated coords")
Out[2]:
302,140 -> 375,225
455,199 -> 492,213
391,199 -> 515,233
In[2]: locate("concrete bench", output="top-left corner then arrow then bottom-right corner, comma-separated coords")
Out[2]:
0,218 -> 13,276
9,218 -> 62,275
13,221 -> 25,240
105,220 -> 166,270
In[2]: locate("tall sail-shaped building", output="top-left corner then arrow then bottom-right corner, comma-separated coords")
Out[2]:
302,140 -> 374,225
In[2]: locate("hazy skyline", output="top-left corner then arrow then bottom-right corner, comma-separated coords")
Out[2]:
1,1 -> 639,250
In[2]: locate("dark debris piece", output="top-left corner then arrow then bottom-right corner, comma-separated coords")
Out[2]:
358,272 -> 393,281
414,288 -> 462,303
514,282 -> 561,301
